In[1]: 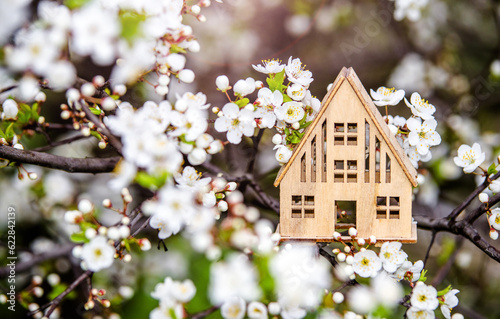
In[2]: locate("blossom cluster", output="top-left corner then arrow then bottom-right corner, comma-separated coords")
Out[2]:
370,87 -> 441,169
65,195 -> 152,273
214,57 -> 321,164
330,228 -> 460,318
150,277 -> 196,319
104,93 -> 223,189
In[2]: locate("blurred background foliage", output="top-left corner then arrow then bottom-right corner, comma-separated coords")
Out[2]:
2,0 -> 500,318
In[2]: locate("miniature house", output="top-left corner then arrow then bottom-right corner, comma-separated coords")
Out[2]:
274,67 -> 418,243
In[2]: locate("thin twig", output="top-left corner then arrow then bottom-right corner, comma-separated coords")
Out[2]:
32,134 -> 91,152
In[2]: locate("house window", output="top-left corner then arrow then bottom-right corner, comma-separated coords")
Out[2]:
322,120 -> 327,182
311,136 -> 317,182
335,200 -> 356,230
334,122 -> 357,145
375,137 -> 381,183
376,196 -> 400,219
291,195 -> 315,218
386,154 -> 391,183
301,153 -> 306,182
365,121 -> 370,183
333,160 -> 357,183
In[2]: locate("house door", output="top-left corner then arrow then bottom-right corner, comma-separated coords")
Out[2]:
335,200 -> 357,235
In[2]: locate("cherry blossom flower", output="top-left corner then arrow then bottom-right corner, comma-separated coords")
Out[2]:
252,59 -> 285,74
405,92 -> 436,120
370,87 -> 405,106
394,0 -> 429,22
410,282 -> 439,311
81,236 -> 115,272
221,296 -> 246,319
274,145 -> 293,164
275,101 -> 305,124
2,99 -> 18,120
175,166 -> 211,192
379,241 -> 408,273
406,307 -> 435,319
489,208 -> 500,230
287,83 -> 307,101
216,75 -> 230,91
233,77 -> 256,97
407,117 -> 441,155
352,250 -> 382,278
150,303 -> 184,319
285,57 -> 313,87
488,180 -> 500,193
209,254 -> 261,305
453,143 -> 486,173
440,289 -> 459,319
247,301 -> 268,319
214,103 -> 255,144
393,260 -> 424,281
171,279 -> 196,303
254,88 -> 283,128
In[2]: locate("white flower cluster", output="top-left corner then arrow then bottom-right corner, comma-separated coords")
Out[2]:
104,93 -> 223,188
214,57 -> 321,164
270,244 -> 331,317
408,283 -> 459,319
0,0 -> 208,104
370,88 -> 442,168
392,0 -> 429,22
150,277 -> 196,319
142,167 -> 238,254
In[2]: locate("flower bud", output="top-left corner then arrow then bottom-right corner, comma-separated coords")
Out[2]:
178,69 -> 195,83
272,134 -> 283,145
167,54 -> 187,72
332,292 -> 344,304
333,231 -> 341,241
218,200 -> 228,212
291,122 -> 300,130
479,192 -> 489,203
81,83 -> 96,97
2,99 -> 18,120
490,229 -> 499,240
337,252 -> 346,262
348,227 -> 357,237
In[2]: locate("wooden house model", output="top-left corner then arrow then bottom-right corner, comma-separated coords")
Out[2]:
274,67 -> 418,243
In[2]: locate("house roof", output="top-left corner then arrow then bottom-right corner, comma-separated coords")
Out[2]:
274,67 -> 418,187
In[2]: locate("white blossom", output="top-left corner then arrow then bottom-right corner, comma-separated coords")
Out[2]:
287,83 -> 307,101
274,145 -> 293,164
440,289 -> 459,319
2,99 -> 18,120
275,101 -> 305,124
407,117 -> 441,155
489,208 -> 500,231
216,75 -> 230,91
410,282 -> 439,311
394,0 -> 429,22
379,241 -> 408,273
252,59 -> 285,74
81,236 -> 115,272
233,77 -> 256,97
285,57 -> 313,87
221,296 -> 246,319
453,143 -> 485,173
370,87 -> 405,106
214,103 -> 255,144
247,301 -> 268,319
352,250 -> 382,278
405,92 -> 436,120
406,307 -> 435,319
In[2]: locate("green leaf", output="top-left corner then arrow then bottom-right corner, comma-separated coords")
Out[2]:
5,123 -> 15,139
418,269 -> 428,282
90,130 -> 101,139
266,69 -> 286,92
48,284 -> 67,300
135,171 -> 169,190
170,44 -> 187,54
234,98 -> 250,108
31,103 -> 39,121
0,126 -> 6,139
64,0 -> 91,9
70,232 -> 87,243
437,285 -> 452,297
290,135 -> 301,144
282,93 -> 292,103
119,11 -> 146,44
89,106 -> 103,115
487,162 -> 498,176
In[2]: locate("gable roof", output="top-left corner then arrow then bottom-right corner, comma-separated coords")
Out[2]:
274,67 -> 418,187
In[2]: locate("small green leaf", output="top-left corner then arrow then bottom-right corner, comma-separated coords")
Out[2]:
290,135 -> 301,144
119,11 -> 146,44
487,162 -> 498,176
234,98 -> 250,108
418,269 -> 428,282
0,126 -> 6,139
282,94 -> 292,103
135,171 -> 169,190
266,70 -> 286,92
70,232 -> 87,243
170,44 -> 187,54
179,134 -> 196,145
89,106 -> 103,115
5,123 -> 15,139
437,285 -> 452,297
64,0 -> 90,9
48,284 -> 67,300
90,131 -> 101,139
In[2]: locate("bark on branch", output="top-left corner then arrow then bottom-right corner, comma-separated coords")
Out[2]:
0,145 -> 120,173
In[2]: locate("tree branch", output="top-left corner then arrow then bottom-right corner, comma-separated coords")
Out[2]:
415,216 -> 500,263
0,145 -> 120,173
